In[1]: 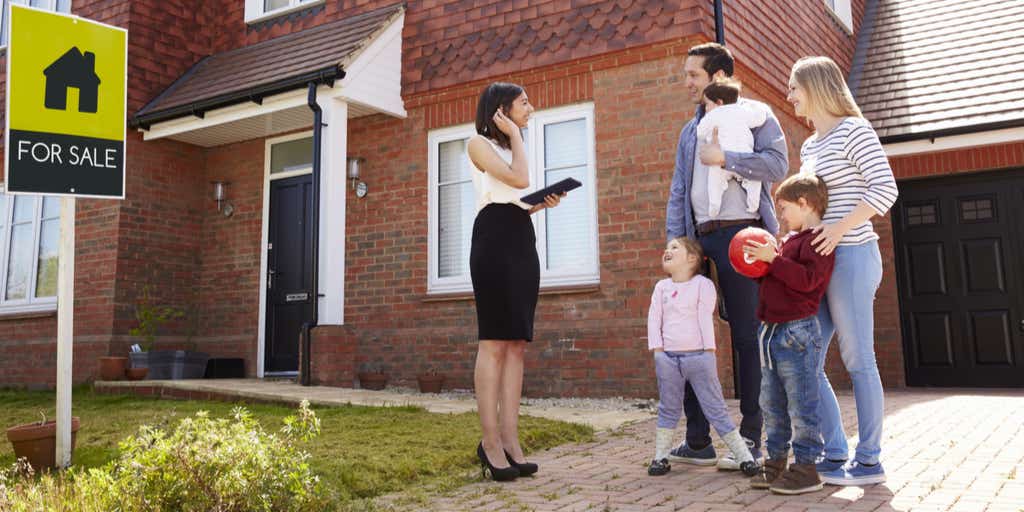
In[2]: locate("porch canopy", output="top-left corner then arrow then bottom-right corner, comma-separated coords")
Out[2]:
129,3 -> 407,344
131,2 -> 406,146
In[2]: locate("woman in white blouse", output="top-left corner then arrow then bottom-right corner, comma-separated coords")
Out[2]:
787,56 -> 899,487
466,82 -> 563,481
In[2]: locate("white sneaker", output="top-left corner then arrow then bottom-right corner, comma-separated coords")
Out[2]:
716,437 -> 763,471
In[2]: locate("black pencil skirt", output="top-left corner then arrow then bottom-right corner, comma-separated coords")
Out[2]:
470,203 -> 540,342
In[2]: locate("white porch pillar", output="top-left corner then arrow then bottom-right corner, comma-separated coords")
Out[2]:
317,95 -> 347,325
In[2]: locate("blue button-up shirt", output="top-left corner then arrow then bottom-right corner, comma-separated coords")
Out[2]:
666,99 -> 789,240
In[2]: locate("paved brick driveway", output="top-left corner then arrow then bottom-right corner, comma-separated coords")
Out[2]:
391,390 -> 1024,511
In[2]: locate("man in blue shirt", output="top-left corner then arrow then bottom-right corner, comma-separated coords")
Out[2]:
666,43 -> 788,470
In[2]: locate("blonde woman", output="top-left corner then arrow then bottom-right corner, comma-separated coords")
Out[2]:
786,56 -> 898,486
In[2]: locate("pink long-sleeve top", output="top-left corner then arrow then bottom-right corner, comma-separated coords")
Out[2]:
647,275 -> 718,351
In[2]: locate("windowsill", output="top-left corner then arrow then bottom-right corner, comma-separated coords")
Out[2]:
0,304 -> 58,320
422,283 -> 601,302
245,0 -> 325,24
825,7 -> 854,36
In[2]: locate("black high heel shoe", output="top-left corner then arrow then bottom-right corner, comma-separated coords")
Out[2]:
477,443 -> 519,481
504,450 -> 538,477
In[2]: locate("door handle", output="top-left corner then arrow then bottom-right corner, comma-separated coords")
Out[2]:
1019,319 -> 1024,333
268,269 -> 275,290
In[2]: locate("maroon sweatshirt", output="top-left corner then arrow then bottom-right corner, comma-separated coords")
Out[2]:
756,229 -> 835,323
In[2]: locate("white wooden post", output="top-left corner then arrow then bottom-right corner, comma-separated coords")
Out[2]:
55,196 -> 75,468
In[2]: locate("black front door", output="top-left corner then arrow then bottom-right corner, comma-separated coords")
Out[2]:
893,168 -> 1024,387
265,174 -> 313,374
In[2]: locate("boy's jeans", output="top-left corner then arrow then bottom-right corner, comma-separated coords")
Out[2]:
759,315 -> 823,464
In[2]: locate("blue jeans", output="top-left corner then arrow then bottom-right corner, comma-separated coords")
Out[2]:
815,240 -> 884,465
684,223 -> 763,448
759,316 -> 823,464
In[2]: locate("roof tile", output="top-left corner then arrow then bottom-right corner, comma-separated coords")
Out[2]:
856,0 -> 1024,141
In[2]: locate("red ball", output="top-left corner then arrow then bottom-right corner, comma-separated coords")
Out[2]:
728,227 -> 777,278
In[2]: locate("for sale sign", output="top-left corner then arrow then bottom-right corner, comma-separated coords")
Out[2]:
4,4 -> 126,198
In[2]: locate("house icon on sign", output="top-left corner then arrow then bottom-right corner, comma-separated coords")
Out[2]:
44,47 -> 101,113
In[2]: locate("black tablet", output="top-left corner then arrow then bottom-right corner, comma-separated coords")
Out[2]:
520,178 -> 582,205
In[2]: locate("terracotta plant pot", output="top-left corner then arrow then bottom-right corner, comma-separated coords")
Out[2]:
417,374 -> 445,393
98,356 -> 128,381
125,367 -> 149,381
357,372 -> 388,390
6,417 -> 80,472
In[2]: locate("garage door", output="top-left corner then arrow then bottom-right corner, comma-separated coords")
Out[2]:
893,169 -> 1024,387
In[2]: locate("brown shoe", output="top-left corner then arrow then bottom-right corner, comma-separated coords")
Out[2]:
751,457 -> 786,489
769,463 -> 824,495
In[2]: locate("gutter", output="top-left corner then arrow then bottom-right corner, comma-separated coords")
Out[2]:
880,118 -> 1024,145
300,82 -> 324,387
714,0 -> 725,44
130,66 -> 344,130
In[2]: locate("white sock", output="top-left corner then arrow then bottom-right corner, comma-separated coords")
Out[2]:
655,427 -> 675,460
722,429 -> 754,463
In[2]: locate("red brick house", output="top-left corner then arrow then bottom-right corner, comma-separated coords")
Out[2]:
0,0 -> 1018,395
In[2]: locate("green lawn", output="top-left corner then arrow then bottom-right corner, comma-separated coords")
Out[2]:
0,387 -> 593,509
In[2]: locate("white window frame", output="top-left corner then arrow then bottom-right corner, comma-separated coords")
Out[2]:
427,102 -> 600,295
244,0 -> 325,24
0,187 -> 59,315
1,0 -> 72,49
824,0 -> 854,34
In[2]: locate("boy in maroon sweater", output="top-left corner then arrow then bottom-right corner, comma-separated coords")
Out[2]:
742,173 -> 834,495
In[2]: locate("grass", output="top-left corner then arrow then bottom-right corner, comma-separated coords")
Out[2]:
0,387 -> 594,509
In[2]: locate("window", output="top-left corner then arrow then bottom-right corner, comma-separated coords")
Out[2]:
0,190 -> 60,314
825,0 -> 854,33
427,103 -> 599,295
959,196 -> 996,223
1,0 -> 72,47
244,0 -> 322,24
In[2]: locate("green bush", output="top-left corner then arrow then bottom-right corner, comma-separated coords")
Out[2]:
0,401 -> 326,512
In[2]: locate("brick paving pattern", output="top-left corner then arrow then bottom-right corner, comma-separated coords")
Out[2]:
387,390 -> 1024,511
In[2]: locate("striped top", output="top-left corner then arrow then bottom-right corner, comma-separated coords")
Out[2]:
799,117 -> 899,246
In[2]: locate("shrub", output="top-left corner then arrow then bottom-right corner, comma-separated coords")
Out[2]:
0,401 -> 326,512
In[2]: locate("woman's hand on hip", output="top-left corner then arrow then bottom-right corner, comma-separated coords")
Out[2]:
811,222 -> 847,256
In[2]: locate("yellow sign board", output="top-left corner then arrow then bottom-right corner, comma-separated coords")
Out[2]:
4,4 -> 127,198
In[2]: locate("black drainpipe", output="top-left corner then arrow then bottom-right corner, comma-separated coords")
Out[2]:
301,82 -> 324,386
714,0 -> 725,44
712,0 -> 740,398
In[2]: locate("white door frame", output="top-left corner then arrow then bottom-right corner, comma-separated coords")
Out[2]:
255,95 -> 348,378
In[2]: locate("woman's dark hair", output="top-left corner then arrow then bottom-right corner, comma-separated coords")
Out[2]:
475,82 -> 525,150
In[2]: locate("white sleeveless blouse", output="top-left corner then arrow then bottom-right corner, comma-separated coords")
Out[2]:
468,135 -> 530,212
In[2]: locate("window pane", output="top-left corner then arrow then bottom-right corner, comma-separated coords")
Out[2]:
437,182 -> 474,278
57,0 -> 70,12
29,0 -> 46,7
545,166 -> 592,270
12,196 -> 35,223
544,119 -> 587,169
270,137 -> 313,174
35,218 -> 58,297
6,223 -> 33,300
264,0 -> 289,11
438,139 -> 469,183
42,197 -> 60,219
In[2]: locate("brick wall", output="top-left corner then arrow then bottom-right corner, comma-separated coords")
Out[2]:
719,0 -> 866,99
320,42 -> 842,398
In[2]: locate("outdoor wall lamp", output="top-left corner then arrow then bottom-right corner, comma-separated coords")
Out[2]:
347,157 -> 368,198
211,181 -> 234,217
